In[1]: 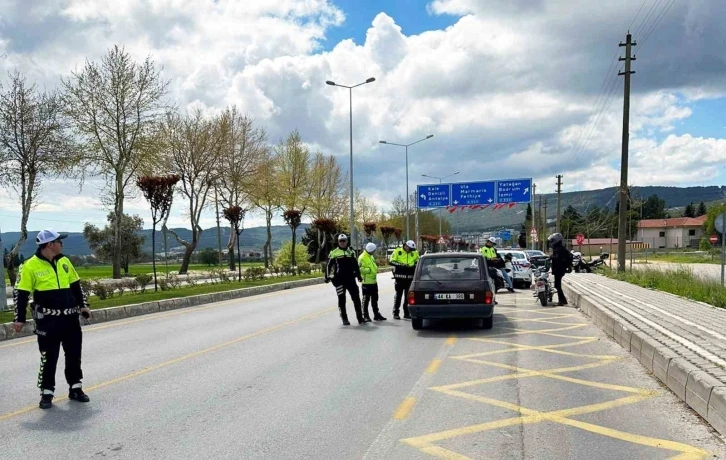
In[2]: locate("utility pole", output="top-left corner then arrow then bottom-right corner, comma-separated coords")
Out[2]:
537,195 -> 543,251
215,188 -> 223,267
0,228 -> 7,311
532,183 -> 537,250
556,175 -> 563,233
617,32 -> 636,272
543,197 -> 548,249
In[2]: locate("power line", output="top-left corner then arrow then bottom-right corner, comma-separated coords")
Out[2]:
628,0 -> 650,32
634,0 -> 663,37
636,0 -> 678,55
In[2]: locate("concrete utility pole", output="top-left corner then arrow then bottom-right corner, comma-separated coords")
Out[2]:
617,32 -> 636,272
556,175 -> 563,233
543,197 -> 548,248
538,195 -> 543,251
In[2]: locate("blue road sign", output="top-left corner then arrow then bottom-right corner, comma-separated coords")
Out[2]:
417,184 -> 451,208
496,178 -> 532,204
498,230 -> 511,240
451,181 -> 496,206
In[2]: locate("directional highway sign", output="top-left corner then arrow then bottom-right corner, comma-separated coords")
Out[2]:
496,178 -> 532,204
417,184 -> 451,208
451,181 -> 495,206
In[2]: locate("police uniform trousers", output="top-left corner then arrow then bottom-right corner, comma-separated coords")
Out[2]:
392,277 -> 412,317
361,284 -> 380,320
334,279 -> 363,322
36,314 -> 83,393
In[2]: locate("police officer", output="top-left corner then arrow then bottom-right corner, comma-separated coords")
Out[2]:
325,233 -> 365,325
548,232 -> 573,306
358,242 -> 386,322
12,229 -> 92,409
480,237 -> 514,292
389,240 -> 419,320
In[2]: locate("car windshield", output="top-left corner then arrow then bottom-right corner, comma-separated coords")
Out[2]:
502,252 -> 527,260
526,250 -> 545,257
419,257 -> 482,281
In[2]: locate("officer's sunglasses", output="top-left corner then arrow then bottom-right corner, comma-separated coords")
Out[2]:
52,239 -> 63,246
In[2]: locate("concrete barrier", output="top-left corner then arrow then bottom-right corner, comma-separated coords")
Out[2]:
1,268 -> 394,343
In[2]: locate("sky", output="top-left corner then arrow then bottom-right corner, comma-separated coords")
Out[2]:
0,0 -> 725,234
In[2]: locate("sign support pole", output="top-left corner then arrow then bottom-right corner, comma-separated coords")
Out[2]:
0,228 -> 8,312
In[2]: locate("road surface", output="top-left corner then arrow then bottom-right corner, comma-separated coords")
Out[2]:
0,277 -> 723,459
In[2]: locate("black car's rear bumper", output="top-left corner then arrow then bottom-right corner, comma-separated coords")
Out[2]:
409,304 -> 494,319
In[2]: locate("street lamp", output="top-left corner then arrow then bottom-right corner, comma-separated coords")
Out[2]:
422,171 -> 460,242
379,134 -> 434,241
326,77 -> 376,249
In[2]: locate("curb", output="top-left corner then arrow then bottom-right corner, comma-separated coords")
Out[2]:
1,268 -> 394,343
563,279 -> 726,437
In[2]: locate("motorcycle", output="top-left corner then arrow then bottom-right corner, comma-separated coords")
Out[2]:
532,260 -> 556,307
572,252 -> 610,273
488,267 -> 506,293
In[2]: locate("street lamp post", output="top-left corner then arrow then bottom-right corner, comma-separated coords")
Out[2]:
422,171 -> 460,248
326,77 -> 376,249
379,135 -> 434,241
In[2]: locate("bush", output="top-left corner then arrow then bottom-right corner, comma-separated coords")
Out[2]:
699,237 -> 712,251
80,279 -> 93,296
275,241 -> 309,270
92,282 -> 111,300
124,279 -> 139,294
158,278 -> 170,291
135,274 -> 153,292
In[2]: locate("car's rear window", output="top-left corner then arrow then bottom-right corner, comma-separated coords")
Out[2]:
502,252 -> 527,260
419,257 -> 482,281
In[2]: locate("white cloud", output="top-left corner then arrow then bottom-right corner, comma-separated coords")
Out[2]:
1,0 -> 726,234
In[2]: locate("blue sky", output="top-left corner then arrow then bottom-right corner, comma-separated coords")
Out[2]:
321,0 -> 458,50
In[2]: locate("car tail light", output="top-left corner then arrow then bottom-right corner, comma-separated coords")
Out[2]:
522,263 -> 531,268
484,290 -> 493,304
536,280 -> 544,287
408,291 -> 415,305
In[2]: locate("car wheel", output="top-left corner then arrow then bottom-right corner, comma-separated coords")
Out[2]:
412,318 -> 423,330
481,316 -> 493,329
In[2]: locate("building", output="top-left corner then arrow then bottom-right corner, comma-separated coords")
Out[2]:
636,216 -> 707,249
569,238 -> 645,257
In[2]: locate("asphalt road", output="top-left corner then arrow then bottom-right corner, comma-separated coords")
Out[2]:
0,277 -> 724,459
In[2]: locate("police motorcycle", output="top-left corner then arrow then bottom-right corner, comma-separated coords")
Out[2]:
572,251 -> 610,273
532,259 -> 557,307
486,255 -> 507,293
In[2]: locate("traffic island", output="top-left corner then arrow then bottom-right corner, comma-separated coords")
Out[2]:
563,274 -> 726,437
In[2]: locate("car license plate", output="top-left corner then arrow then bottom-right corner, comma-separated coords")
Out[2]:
435,293 -> 464,300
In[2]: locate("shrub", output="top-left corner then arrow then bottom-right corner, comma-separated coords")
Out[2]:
92,282 -> 111,300
275,241 -> 309,270
135,274 -> 153,292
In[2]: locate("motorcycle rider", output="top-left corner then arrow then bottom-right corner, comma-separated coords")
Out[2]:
480,237 -> 514,292
358,242 -> 386,322
548,232 -> 573,306
389,240 -> 419,320
326,234 -> 365,325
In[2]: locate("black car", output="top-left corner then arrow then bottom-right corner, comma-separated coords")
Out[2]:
407,252 -> 495,330
525,250 -> 549,268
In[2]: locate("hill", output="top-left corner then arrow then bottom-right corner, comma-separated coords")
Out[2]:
447,185 -> 726,233
1,224 -> 311,257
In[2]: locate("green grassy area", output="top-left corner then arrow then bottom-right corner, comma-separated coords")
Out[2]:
603,267 -> 726,309
4,262 -> 262,284
633,253 -> 721,265
0,274 -> 319,324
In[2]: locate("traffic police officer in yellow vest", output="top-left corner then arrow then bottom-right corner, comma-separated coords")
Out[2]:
326,233 -> 365,325
358,242 -> 386,322
13,229 -> 92,409
389,240 -> 419,320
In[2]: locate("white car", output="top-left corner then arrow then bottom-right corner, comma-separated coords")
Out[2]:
497,249 -> 533,288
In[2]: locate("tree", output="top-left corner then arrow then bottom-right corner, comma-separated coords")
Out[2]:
275,240 -> 309,269
223,205 -> 246,281
704,203 -> 726,237
277,130 -> 312,270
161,109 -> 226,274
697,201 -> 708,217
83,213 -> 145,275
683,202 -> 696,218
641,194 -> 667,220
136,174 -> 180,291
199,248 -> 218,267
309,218 -> 339,264
308,152 -> 346,221
248,151 -> 281,267
62,45 -> 169,279
0,71 -> 76,285
217,107 -> 266,271
380,226 -> 395,250
561,205 -> 582,241
355,190 -> 378,241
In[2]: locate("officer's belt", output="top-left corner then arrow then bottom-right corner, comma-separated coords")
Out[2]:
37,306 -> 80,316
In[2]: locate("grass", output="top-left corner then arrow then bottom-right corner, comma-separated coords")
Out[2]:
603,266 -> 726,309
4,262 -> 262,284
0,273 -> 319,324
637,253 -> 721,265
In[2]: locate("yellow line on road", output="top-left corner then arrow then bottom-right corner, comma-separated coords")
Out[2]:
445,336 -> 457,346
425,360 -> 442,374
0,284 -> 324,349
0,307 -> 334,422
393,397 -> 417,420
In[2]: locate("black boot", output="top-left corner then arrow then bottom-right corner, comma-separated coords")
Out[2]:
39,394 -> 53,409
374,313 -> 387,321
69,388 -> 90,403
342,317 -> 351,326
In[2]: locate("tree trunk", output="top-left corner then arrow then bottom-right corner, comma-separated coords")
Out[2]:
151,224 -> 158,292
264,210 -> 273,268
315,228 -> 324,264
112,175 -> 124,279
291,226 -> 298,274
228,231 -> 236,271
180,244 -> 194,274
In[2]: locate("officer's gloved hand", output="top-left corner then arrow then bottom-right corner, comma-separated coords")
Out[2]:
324,277 -> 331,284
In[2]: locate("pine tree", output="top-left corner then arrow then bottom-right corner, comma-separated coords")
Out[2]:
697,201 -> 708,217
683,202 -> 695,218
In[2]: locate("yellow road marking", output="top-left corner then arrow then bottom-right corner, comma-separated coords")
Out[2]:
393,397 -> 416,420
425,360 -> 442,374
0,307 -> 334,422
0,284 -> 324,349
462,337 -> 619,360
445,336 -> 457,346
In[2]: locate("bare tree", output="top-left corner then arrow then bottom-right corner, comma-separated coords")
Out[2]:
0,71 -> 76,285
217,107 -> 267,270
308,152 -> 346,260
277,130 -> 313,270
248,151 -> 281,268
161,109 -> 226,274
62,45 -> 169,279
354,189 -> 378,241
